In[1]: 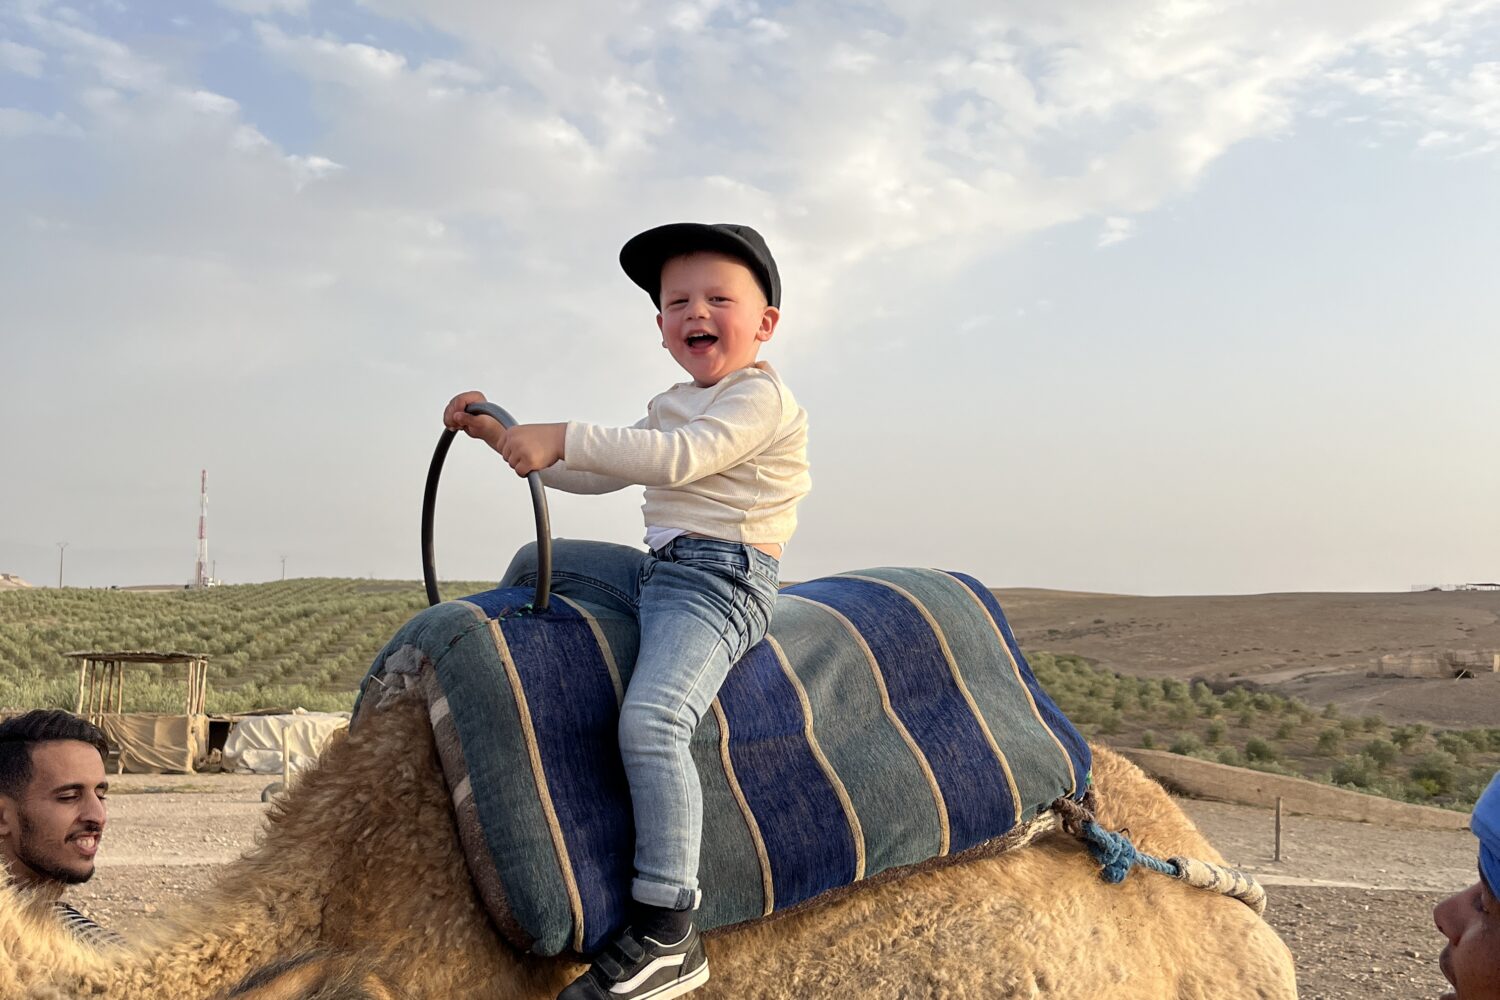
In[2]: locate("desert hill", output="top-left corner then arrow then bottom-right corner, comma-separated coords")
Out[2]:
999,587 -> 1500,729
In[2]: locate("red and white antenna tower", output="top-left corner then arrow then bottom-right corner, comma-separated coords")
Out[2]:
193,469 -> 210,588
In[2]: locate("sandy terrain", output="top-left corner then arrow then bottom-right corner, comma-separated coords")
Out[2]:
64,769 -> 1475,999
998,587 -> 1500,727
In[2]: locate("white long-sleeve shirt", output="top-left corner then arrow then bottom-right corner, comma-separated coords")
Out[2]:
539,362 -> 810,546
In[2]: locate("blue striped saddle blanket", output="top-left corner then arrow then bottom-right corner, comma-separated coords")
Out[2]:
353,567 -> 1090,957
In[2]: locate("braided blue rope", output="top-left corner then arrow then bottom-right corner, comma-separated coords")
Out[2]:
1080,820 -> 1181,883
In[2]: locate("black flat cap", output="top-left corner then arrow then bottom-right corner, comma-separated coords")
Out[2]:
620,223 -> 780,308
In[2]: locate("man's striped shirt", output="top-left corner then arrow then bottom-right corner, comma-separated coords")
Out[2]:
55,901 -> 124,948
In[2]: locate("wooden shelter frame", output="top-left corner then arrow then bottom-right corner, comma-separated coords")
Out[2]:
66,650 -> 211,722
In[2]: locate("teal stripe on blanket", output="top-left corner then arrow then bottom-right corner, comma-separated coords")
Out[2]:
356,599 -> 574,953
691,707 -> 768,927
355,567 -> 1091,958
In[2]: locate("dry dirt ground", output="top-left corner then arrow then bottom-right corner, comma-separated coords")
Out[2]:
67,770 -> 1475,1000
998,587 -> 1500,727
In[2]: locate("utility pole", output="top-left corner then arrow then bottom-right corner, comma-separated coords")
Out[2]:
193,470 -> 210,588
280,555 -> 286,581
56,541 -> 68,588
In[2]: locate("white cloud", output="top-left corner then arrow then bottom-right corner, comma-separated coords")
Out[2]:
0,106 -> 79,137
0,38 -> 45,76
184,89 -> 241,115
21,14 -> 169,93
1321,6 -> 1500,156
308,1 -> 1500,308
1097,216 -> 1135,248
231,123 -> 272,150
418,58 -> 486,87
2,0 -> 1489,381
667,0 -> 724,34
255,24 -> 407,80
746,17 -> 788,43
215,0 -> 310,13
286,153 -> 344,189
11,0 -> 1498,351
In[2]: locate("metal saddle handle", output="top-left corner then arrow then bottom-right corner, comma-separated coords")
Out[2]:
421,401 -> 552,611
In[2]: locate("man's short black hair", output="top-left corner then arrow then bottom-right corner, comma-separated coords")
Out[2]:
0,710 -> 109,799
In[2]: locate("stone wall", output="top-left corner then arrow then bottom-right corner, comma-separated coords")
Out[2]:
1375,649 -> 1500,677
1118,748 -> 1470,830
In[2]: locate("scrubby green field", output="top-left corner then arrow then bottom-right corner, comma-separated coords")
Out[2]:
1032,651 -> 1498,811
0,579 -> 489,714
3,581 -> 1493,809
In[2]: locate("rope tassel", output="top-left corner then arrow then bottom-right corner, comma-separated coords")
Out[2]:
1080,820 -> 1180,882
1169,855 -> 1267,916
1073,815 -> 1268,916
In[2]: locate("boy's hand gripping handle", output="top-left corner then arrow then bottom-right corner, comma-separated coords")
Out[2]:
422,401 -> 552,611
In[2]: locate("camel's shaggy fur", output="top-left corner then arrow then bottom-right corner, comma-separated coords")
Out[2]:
0,692 -> 1297,999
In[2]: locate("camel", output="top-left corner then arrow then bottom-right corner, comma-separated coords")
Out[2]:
0,689 -> 1298,999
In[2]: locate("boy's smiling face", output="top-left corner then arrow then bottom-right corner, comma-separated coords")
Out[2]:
657,251 -> 779,387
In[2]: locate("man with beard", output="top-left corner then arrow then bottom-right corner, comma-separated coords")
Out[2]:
0,708 -> 120,946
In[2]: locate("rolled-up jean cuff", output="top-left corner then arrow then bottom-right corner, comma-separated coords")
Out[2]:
632,877 -> 701,911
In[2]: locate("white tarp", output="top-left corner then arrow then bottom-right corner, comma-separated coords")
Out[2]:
221,710 -> 350,774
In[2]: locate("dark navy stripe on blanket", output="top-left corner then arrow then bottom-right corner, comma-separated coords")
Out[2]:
791,577 -> 1016,853
459,586 -> 538,621
717,641 -> 859,908
500,601 -> 634,953
948,572 -> 1092,792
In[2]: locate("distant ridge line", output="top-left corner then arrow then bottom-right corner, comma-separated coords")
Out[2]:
1411,582 -> 1500,592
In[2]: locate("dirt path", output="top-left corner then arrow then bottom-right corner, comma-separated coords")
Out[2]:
64,772 -> 1474,998
1179,798 -> 1470,999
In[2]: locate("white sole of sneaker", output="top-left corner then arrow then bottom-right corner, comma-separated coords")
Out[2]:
624,961 -> 709,1000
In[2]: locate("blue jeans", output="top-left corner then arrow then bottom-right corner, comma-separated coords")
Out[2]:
501,536 -> 781,911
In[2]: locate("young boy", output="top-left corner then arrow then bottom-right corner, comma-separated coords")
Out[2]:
444,223 -> 810,1000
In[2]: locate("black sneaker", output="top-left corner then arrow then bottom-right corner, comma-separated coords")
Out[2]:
558,923 -> 709,1000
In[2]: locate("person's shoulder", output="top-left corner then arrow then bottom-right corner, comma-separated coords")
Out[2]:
720,363 -> 796,400
709,365 -> 807,444
701,365 -> 788,417
740,362 -> 805,417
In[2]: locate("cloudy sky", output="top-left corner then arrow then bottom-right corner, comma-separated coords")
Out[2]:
3,0 -> 1498,595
